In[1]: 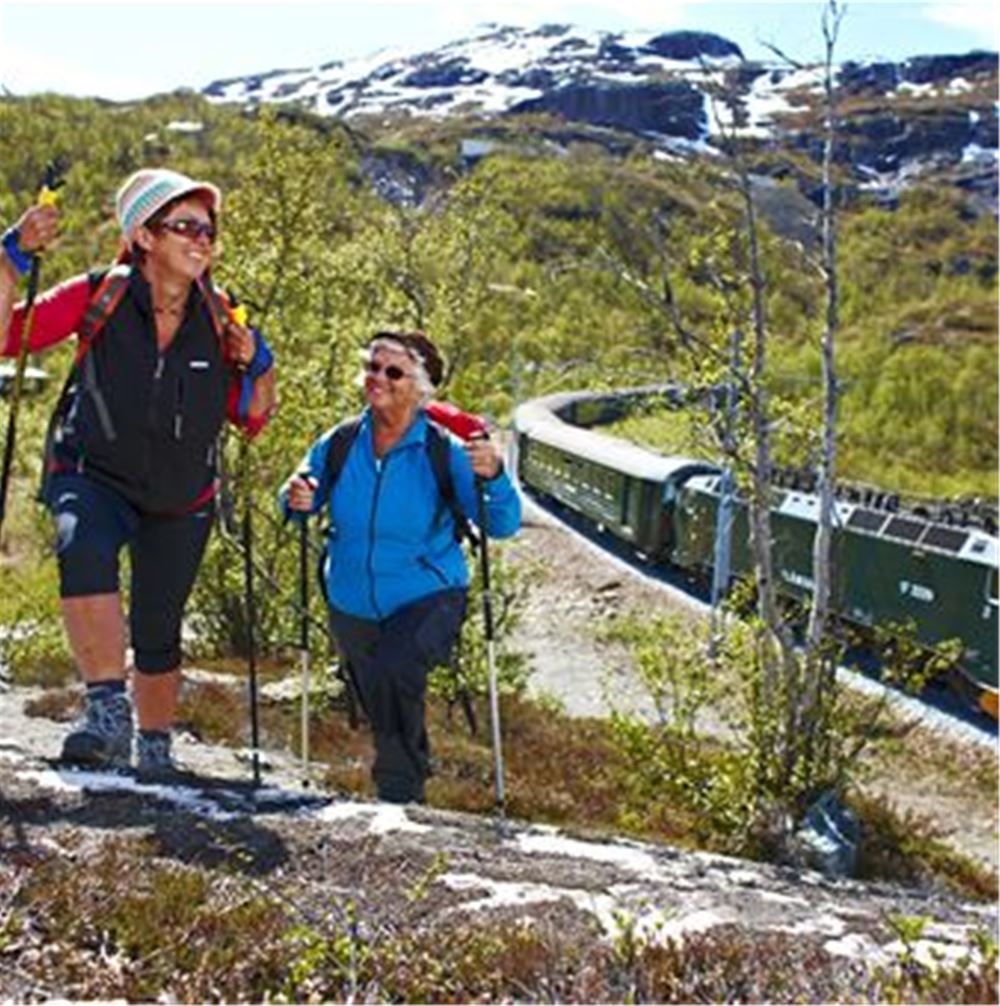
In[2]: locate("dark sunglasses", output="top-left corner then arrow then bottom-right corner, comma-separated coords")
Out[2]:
365,361 -> 410,382
153,217 -> 216,242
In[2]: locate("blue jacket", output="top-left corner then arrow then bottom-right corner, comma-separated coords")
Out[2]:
279,408 -> 520,620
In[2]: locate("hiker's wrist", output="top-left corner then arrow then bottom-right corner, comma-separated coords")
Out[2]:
245,328 -> 273,378
1,227 -> 31,277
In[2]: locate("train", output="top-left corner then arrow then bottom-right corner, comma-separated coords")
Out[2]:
512,387 -> 999,719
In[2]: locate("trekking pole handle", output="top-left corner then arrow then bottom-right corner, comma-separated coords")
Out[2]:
23,165 -> 63,296
0,164 -> 64,537
471,457 -> 494,640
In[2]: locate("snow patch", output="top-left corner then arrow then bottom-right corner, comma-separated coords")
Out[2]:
514,830 -> 662,874
312,800 -> 432,834
21,766 -> 242,821
441,870 -> 738,945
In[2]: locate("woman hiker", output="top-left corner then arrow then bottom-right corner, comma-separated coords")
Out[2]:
0,168 -> 277,781
280,331 -> 519,804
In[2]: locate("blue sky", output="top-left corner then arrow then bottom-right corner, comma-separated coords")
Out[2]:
1,0 -> 996,100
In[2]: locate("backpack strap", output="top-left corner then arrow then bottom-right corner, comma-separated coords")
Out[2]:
318,416 -> 364,510
425,420 -> 477,547
196,275 -> 233,349
314,416 -> 364,609
75,265 -> 130,364
38,266 -> 126,499
70,265 -> 132,442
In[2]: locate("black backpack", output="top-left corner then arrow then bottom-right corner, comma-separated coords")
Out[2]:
312,415 -> 477,602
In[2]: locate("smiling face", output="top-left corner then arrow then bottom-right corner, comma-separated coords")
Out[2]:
136,195 -> 215,283
363,341 -> 422,424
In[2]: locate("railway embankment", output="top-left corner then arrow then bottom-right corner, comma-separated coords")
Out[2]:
506,499 -> 999,874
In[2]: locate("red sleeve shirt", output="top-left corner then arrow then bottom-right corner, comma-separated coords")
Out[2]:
3,272 -> 272,437
2,273 -> 91,357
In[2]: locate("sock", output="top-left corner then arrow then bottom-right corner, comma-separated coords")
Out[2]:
137,729 -> 172,765
85,680 -> 127,700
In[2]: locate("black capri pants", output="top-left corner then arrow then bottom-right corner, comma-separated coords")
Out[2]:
329,588 -> 467,804
48,473 -> 213,674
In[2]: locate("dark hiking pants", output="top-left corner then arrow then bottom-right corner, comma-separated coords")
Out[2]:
328,589 -> 467,804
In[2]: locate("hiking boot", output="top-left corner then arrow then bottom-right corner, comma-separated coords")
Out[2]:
60,689 -> 133,770
135,730 -> 191,784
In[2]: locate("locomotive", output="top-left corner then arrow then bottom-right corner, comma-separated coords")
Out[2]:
512,388 -> 999,718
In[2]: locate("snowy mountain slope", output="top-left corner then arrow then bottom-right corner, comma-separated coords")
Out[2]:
202,23 -> 997,206
205,25 -> 741,129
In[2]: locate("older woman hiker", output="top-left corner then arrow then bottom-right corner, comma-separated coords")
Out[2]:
0,168 -> 277,780
280,331 -> 520,804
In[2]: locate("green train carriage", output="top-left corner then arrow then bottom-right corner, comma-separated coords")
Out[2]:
514,389 -> 998,718
514,394 -> 715,558
673,473 -> 998,713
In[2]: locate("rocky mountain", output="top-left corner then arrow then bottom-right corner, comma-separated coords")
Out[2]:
203,23 -> 998,209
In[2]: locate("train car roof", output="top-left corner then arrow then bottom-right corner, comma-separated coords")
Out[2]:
683,472 -> 999,569
514,396 -> 719,483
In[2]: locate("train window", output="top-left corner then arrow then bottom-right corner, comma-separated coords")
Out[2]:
883,516 -> 925,542
920,525 -> 969,553
846,508 -> 887,533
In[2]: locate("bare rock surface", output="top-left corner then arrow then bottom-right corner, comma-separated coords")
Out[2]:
0,686 -> 994,977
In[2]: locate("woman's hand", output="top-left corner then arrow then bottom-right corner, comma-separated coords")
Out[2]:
465,435 -> 502,480
15,203 -> 59,253
225,320 -> 255,369
287,475 -> 317,512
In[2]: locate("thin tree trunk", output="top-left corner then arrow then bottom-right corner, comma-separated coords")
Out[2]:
807,0 -> 845,654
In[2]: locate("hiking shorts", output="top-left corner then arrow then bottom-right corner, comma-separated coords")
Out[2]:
48,473 -> 214,674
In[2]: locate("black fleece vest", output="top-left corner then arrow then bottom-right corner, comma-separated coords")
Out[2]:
53,270 -> 228,513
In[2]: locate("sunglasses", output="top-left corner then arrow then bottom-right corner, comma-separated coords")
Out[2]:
153,217 -> 217,242
365,361 -> 410,382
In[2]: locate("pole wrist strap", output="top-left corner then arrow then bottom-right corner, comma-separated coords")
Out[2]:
237,328 -> 274,421
1,228 -> 31,277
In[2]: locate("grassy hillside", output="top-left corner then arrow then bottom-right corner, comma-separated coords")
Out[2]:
0,91 -> 995,659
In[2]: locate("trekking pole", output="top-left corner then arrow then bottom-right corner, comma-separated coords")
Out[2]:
231,301 -> 262,788
298,515 -> 311,784
0,163 -> 63,544
242,479 -> 262,788
472,434 -> 505,814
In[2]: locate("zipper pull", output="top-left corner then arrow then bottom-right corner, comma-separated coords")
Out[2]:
154,356 -> 165,380
174,376 -> 184,440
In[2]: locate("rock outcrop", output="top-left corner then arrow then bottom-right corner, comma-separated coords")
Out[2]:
0,684 -> 994,983
511,80 -> 705,139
